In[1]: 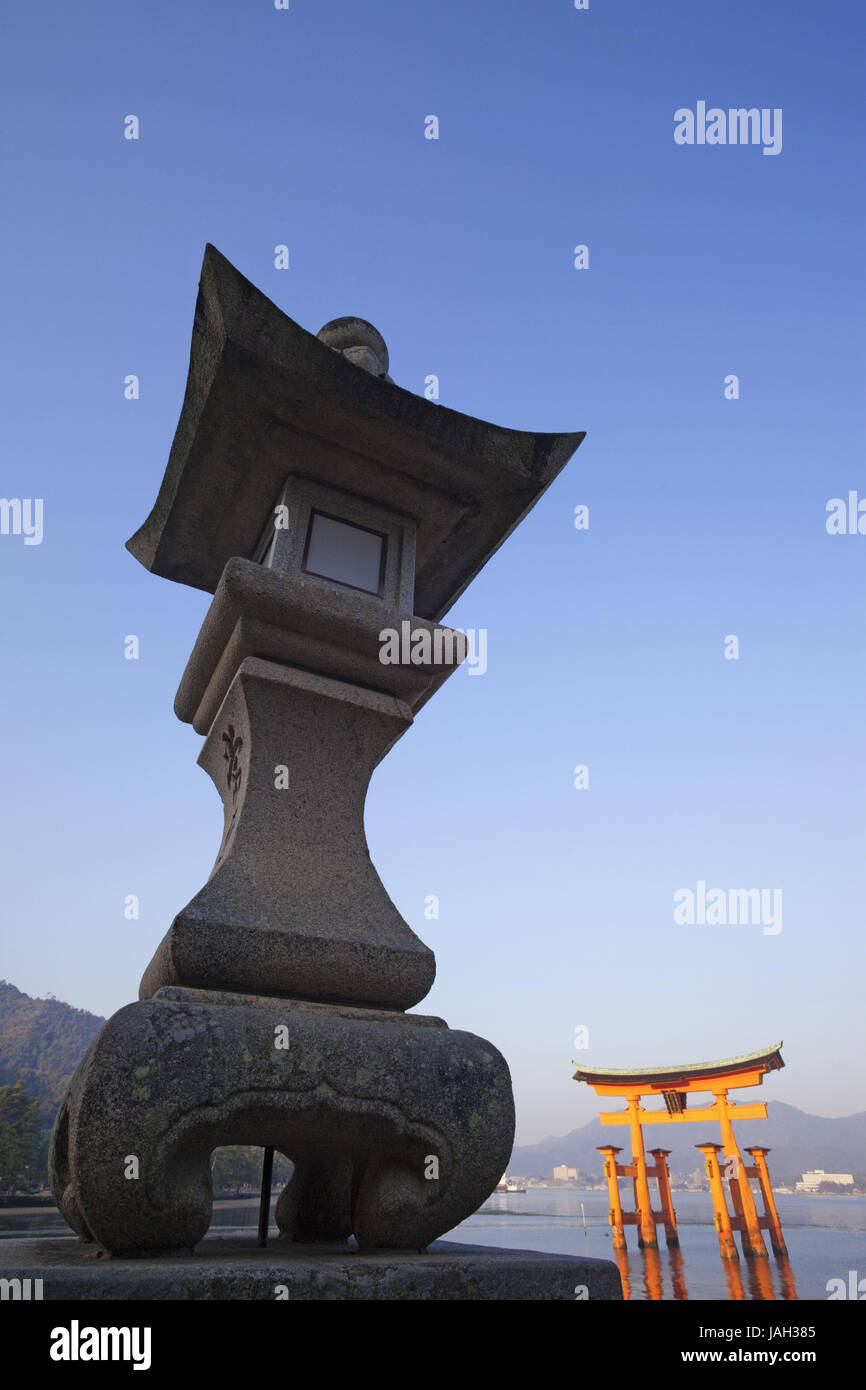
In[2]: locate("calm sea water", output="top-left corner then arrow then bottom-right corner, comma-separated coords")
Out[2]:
447,1190 -> 866,1301
3,1190 -> 863,1300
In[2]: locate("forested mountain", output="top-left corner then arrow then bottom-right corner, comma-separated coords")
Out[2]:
0,983 -> 284,1193
0,980 -> 104,1126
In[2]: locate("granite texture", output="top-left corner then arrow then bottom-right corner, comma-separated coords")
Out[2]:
49,990 -> 515,1258
0,1237 -> 624,1301
140,657 -> 436,1009
173,558 -> 466,733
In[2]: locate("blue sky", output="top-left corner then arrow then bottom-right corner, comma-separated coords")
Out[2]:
1,0 -> 864,1143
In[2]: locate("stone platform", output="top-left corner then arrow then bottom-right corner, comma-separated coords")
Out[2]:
0,1236 -> 623,1301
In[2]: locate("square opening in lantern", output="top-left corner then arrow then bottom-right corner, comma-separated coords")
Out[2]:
302,510 -> 387,596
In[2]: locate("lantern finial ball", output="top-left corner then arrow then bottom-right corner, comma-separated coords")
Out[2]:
318,317 -> 389,378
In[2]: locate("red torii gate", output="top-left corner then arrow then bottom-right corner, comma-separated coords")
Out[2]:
574,1043 -> 788,1260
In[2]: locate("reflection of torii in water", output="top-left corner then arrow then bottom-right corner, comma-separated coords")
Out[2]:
612,1241 -> 797,1302
574,1043 -> 788,1260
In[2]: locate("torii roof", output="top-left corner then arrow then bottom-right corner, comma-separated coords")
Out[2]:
573,1042 -> 784,1088
125,244 -> 585,622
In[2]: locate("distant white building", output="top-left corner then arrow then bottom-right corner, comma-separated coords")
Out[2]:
795,1170 -> 854,1192
553,1164 -> 578,1182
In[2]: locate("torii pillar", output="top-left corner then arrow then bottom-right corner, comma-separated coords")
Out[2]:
713,1087 -> 767,1258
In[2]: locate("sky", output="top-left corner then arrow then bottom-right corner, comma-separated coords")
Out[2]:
1,0 -> 864,1145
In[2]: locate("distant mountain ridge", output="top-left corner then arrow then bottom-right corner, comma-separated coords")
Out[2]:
511,1103 -> 866,1182
0,981 -> 105,1126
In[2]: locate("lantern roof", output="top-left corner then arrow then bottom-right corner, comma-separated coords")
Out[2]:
126,244 -> 585,622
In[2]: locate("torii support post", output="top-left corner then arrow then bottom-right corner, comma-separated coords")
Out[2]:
627,1099 -> 658,1249
598,1146 -> 627,1251
649,1148 -> 679,1248
746,1147 -> 789,1257
714,1088 -> 767,1259
697,1143 -> 739,1260
597,1143 -> 679,1251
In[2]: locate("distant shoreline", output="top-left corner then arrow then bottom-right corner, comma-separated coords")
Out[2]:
3,1187 -> 862,1224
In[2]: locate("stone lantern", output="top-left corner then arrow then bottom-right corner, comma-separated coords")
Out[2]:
49,246 -> 590,1274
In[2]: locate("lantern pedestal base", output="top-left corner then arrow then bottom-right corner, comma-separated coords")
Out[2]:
49,987 -> 515,1258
